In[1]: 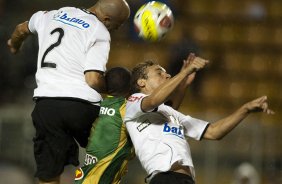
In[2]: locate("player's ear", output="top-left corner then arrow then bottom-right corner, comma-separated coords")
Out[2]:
101,16 -> 111,28
137,78 -> 146,88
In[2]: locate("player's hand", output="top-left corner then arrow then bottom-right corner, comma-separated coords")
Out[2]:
243,96 -> 274,115
180,57 -> 196,86
7,39 -> 20,54
184,53 -> 209,74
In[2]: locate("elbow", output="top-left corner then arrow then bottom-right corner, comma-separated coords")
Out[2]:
86,79 -> 104,93
85,72 -> 105,93
214,136 -> 223,141
204,132 -> 222,140
204,125 -> 224,140
206,134 -> 223,141
142,100 -> 157,112
86,80 -> 97,90
140,96 -> 160,112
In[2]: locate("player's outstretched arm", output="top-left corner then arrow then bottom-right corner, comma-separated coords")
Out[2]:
142,54 -> 209,112
203,96 -> 274,140
7,21 -> 31,54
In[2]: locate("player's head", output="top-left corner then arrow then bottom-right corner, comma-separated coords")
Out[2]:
105,67 -> 131,97
130,60 -> 171,94
91,0 -> 130,31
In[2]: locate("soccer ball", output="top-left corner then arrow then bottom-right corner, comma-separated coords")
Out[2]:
134,1 -> 174,42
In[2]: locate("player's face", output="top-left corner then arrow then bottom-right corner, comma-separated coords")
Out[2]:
144,64 -> 171,92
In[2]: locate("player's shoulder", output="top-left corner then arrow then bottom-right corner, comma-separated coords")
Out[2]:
30,7 -> 71,20
54,6 -> 90,18
93,18 -> 110,41
72,8 -> 110,40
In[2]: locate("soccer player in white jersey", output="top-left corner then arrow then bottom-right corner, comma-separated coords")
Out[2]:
7,0 -> 130,184
124,54 -> 274,184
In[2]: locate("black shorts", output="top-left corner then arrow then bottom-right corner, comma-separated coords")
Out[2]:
31,98 -> 100,181
150,171 -> 195,184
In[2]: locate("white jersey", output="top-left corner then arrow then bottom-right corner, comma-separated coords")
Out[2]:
124,93 -> 209,181
28,7 -> 111,103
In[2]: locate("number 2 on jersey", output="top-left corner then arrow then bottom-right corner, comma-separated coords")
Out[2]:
41,28 -> 64,68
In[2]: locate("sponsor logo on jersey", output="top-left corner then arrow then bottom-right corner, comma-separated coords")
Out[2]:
74,168 -> 84,180
163,123 -> 184,139
137,119 -> 151,132
100,107 -> 116,116
84,153 -> 98,166
53,11 -> 90,29
128,95 -> 143,102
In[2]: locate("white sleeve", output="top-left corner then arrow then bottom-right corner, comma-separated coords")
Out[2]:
28,11 -> 46,34
180,115 -> 209,140
84,40 -> 110,72
84,23 -> 110,72
158,105 -> 209,140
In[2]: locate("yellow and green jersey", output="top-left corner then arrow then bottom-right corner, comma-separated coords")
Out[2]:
75,96 -> 134,184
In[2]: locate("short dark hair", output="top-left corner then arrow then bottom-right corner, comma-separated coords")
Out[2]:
105,67 -> 131,96
130,60 -> 156,94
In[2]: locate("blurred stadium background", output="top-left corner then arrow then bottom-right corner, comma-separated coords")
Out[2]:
0,0 -> 281,183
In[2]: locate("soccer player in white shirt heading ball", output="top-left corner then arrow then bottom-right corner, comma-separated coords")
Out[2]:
7,0 -> 130,184
124,53 -> 274,184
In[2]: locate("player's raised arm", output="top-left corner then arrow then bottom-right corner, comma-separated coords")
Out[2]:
166,53 -> 197,110
203,96 -> 274,140
141,55 -> 209,112
7,21 -> 31,54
